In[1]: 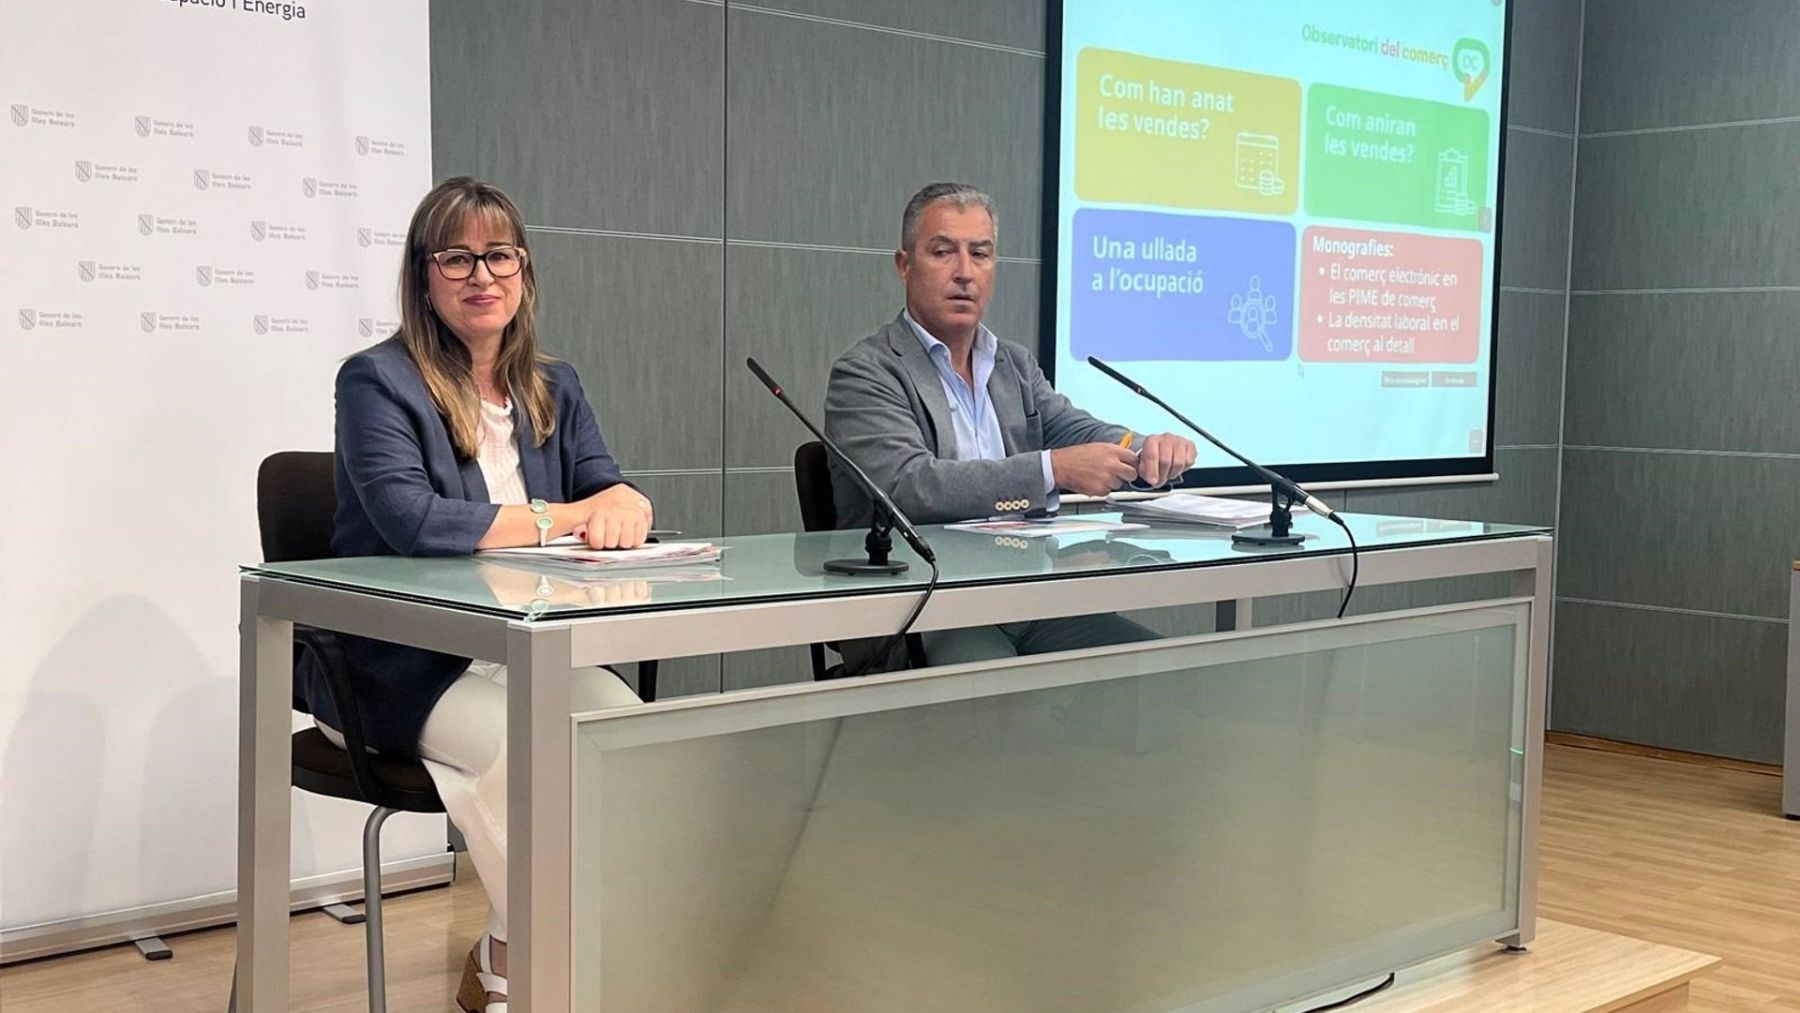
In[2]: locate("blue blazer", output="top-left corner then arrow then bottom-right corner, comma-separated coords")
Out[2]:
299,336 -> 629,756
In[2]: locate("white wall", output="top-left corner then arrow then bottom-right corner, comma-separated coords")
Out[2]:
0,0 -> 441,941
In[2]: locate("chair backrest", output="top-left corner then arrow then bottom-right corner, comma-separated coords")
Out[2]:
794,441 -> 837,532
257,451 -> 336,562
256,451 -> 441,806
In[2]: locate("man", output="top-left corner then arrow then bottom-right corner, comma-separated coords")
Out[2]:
823,182 -> 1199,666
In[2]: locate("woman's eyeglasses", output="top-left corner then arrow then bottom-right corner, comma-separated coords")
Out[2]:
429,246 -> 527,280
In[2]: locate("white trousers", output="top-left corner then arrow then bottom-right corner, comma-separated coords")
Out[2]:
323,660 -> 640,942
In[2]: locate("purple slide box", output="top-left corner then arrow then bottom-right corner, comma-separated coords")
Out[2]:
1070,208 -> 1294,362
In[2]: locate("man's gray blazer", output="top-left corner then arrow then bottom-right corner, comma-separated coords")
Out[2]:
823,313 -> 1134,528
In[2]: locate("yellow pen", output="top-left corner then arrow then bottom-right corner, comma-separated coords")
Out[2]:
1118,430 -> 1135,449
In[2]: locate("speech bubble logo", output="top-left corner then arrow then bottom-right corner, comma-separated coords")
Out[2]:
1453,38 -> 1491,101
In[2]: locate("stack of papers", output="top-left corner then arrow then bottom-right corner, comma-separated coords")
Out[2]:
480,539 -> 723,568
945,517 -> 1148,538
485,558 -> 727,585
1105,493 -> 1272,530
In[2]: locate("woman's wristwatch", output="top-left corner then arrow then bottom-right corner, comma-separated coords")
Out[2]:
530,498 -> 552,546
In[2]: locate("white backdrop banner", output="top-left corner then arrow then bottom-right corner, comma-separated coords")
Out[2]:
0,0 -> 436,937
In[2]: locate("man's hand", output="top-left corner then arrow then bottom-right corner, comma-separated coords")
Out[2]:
578,484 -> 653,549
1050,443 -> 1139,496
1136,433 -> 1198,487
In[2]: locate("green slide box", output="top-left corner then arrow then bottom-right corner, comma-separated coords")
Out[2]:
1304,84 -> 1489,231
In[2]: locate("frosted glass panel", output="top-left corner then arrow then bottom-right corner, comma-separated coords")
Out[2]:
574,604 -> 1528,1012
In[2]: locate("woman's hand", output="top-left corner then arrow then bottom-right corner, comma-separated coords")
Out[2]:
578,484 -> 654,549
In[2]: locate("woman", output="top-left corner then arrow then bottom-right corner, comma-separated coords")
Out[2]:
307,176 -> 648,1012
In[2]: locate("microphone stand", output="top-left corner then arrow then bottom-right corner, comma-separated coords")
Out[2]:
1086,355 -> 1327,546
744,356 -> 936,574
1085,355 -> 1361,617
746,356 -> 940,675
1239,486 -> 1305,546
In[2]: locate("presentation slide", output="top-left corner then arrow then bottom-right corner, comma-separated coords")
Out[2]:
1048,1 -> 1509,482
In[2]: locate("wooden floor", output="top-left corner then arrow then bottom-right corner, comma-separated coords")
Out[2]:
1351,918 -> 1717,1012
0,743 -> 1794,1011
1539,744 -> 1800,1011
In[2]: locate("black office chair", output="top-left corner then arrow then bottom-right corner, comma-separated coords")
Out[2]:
792,442 -> 925,675
233,452 -> 659,1012
230,450 -> 438,1013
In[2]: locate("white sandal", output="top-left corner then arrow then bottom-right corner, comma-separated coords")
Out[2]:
455,933 -> 508,1013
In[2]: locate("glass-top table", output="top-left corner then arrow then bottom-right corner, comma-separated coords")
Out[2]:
236,512 -> 1554,1013
244,512 -> 1551,621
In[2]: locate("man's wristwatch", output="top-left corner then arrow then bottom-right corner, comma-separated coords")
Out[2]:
530,498 -> 552,546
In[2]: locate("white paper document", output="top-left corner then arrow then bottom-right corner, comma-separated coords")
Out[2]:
944,517 -> 1149,538
1105,493 -> 1272,530
480,538 -> 723,568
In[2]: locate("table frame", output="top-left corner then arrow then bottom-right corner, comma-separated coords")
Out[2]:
236,532 -> 1552,1011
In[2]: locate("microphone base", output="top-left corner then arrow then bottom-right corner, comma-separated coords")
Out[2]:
1232,529 -> 1309,547
1232,487 -> 1307,546
824,557 -> 910,576
825,523 -> 909,575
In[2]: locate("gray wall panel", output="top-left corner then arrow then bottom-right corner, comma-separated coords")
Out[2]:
723,646 -> 816,693
1119,605 -> 1217,639
723,247 -> 898,470
429,2 -> 1628,750
1498,128 -> 1575,292
1572,124 -> 1800,291
1347,574 -> 1517,618
620,471 -> 724,540
986,261 -> 1043,360
648,655 -> 725,700
430,0 -> 723,237
1579,0 -> 1800,134
723,468 -> 805,536
1556,449 -> 1800,619
1493,290 -> 1567,448
1250,592 -> 1339,628
531,231 -> 724,471
1505,0 -> 1583,135
726,7 -> 1045,254
1551,599 -> 1786,764
1346,447 -> 1559,527
1556,0 -> 1800,758
723,249 -> 1041,471
1254,575 -> 1520,630
742,0 -> 1045,53
1564,291 -> 1800,453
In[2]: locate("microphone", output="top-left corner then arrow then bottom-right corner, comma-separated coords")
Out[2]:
745,356 -> 936,567
1085,355 -> 1338,524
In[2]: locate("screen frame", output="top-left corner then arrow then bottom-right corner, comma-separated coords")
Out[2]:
1038,0 -> 1517,490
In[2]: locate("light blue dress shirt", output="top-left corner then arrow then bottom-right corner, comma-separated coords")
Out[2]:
904,311 -> 1057,508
